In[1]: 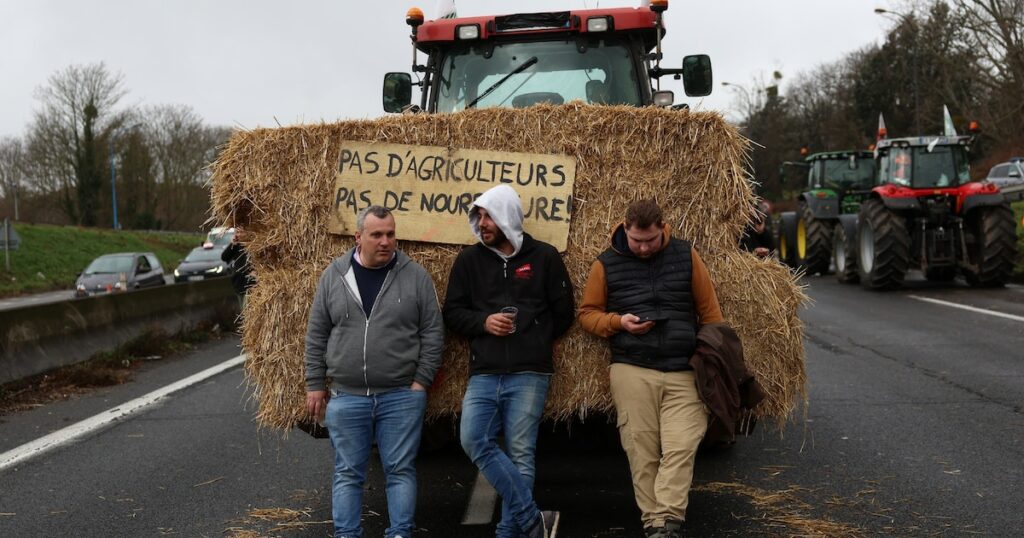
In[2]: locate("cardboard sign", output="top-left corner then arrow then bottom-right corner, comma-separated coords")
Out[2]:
329,141 -> 576,251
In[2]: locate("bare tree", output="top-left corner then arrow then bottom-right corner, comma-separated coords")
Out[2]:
0,137 -> 27,220
24,63 -> 128,225
142,104 -> 230,230
952,0 -> 1024,142
115,127 -> 158,229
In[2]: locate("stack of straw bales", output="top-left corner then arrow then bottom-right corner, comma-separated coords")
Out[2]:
210,104 -> 807,432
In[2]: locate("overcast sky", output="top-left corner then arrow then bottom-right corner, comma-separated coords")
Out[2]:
0,0 -> 902,138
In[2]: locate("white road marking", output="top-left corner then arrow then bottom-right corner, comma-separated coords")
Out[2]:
908,295 -> 1024,323
0,354 -> 246,472
461,471 -> 498,525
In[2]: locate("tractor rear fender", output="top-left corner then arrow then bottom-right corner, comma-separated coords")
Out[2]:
799,191 -> 840,220
837,213 -> 858,240
961,192 -> 1005,215
871,186 -> 921,211
880,196 -> 920,210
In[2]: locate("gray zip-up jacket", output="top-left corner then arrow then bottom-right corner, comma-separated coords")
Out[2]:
304,249 -> 444,395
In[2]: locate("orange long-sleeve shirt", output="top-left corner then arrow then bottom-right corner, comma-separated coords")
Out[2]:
577,226 -> 724,338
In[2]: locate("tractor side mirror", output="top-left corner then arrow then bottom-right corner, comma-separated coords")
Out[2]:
681,55 -> 713,97
383,73 -> 413,113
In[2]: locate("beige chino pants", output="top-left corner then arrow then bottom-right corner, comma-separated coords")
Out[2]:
609,362 -> 709,529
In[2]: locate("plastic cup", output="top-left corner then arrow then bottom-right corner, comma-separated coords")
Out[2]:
501,306 -> 518,334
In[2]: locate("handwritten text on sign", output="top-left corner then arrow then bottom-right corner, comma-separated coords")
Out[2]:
329,141 -> 576,251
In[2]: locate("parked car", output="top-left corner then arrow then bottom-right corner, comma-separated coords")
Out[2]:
174,245 -> 231,283
986,157 -> 1024,188
74,252 -> 165,298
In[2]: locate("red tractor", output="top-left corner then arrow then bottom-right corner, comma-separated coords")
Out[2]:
833,119 -> 1017,289
371,1 -> 715,448
381,2 -> 713,115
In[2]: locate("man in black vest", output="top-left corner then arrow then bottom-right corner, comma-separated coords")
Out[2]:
578,199 -> 724,538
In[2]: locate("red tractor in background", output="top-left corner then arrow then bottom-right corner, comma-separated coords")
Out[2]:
833,114 -> 1018,289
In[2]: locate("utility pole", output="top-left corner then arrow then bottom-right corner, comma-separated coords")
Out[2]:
108,123 -> 142,230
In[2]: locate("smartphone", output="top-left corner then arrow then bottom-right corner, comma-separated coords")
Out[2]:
639,315 -> 668,323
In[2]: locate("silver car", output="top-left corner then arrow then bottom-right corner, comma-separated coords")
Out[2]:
74,252 -> 166,298
985,158 -> 1024,188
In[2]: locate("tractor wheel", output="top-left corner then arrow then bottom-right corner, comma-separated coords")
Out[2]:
963,203 -> 1017,287
777,212 -> 798,268
833,222 -> 858,284
925,266 -> 957,282
796,202 -> 833,275
857,199 -> 910,290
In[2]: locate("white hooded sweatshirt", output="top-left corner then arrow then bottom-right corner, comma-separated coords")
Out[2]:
469,185 -> 525,259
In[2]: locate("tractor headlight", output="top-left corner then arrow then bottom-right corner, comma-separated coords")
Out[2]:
653,90 -> 674,107
587,17 -> 610,32
456,24 -> 480,40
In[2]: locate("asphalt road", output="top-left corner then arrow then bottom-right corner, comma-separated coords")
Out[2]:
0,275 -> 1021,537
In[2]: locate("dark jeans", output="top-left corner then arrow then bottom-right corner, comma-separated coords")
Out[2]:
460,373 -> 550,537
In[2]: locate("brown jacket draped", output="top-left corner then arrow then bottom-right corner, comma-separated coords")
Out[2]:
691,322 -> 766,444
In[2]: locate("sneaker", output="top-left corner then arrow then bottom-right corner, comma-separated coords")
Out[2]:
526,510 -> 561,538
663,519 -> 683,538
645,520 -> 683,538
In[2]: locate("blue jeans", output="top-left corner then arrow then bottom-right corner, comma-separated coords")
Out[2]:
324,387 -> 428,538
460,373 -> 550,538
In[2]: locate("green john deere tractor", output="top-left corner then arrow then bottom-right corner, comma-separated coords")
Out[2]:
776,150 -> 876,276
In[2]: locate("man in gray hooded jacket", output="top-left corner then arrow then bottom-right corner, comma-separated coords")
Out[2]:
443,185 -> 575,538
305,205 -> 444,538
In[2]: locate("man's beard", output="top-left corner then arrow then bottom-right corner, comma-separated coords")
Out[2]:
483,227 -> 508,247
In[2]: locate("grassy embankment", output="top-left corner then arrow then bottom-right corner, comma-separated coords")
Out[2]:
0,223 -> 203,297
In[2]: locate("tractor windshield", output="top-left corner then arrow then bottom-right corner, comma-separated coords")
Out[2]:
435,37 -> 642,113
821,156 -> 875,190
885,145 -> 970,188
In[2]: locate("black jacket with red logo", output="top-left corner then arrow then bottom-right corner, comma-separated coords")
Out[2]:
443,233 -> 575,375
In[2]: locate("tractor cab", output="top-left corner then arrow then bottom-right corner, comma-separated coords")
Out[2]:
875,136 -> 972,191
811,151 -> 875,192
382,2 -> 713,114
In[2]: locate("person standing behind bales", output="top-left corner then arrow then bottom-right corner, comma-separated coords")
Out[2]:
443,185 -> 575,538
221,226 -> 255,308
739,201 -> 774,258
304,206 -> 444,538
577,199 -> 724,538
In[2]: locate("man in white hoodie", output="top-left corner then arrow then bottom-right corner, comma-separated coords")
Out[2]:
443,185 -> 575,538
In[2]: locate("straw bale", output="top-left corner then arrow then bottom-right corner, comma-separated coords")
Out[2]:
210,103 -> 807,432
